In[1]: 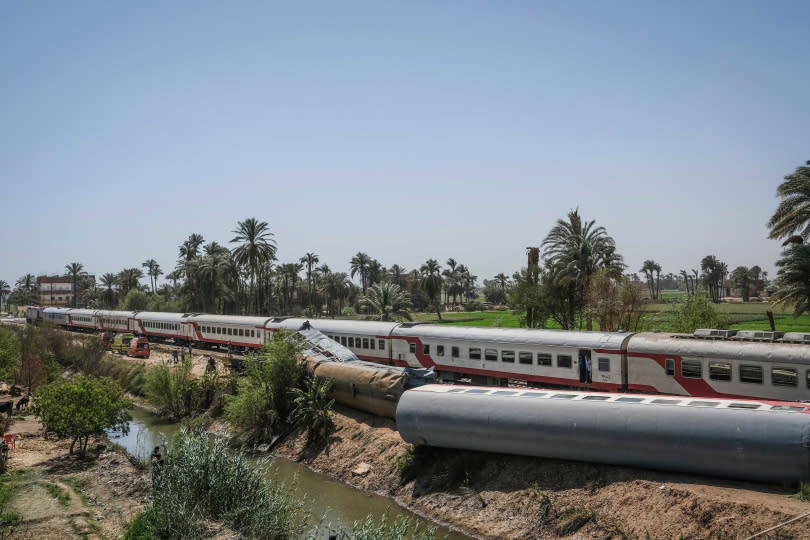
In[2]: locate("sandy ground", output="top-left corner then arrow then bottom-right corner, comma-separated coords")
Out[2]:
1,401 -> 150,540
274,406 -> 810,540
114,341 -> 236,379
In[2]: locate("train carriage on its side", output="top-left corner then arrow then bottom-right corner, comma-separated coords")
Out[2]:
188,314 -> 272,350
626,331 -> 810,402
394,325 -> 631,389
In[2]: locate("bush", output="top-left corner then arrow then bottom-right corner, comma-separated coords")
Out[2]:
338,511 -> 436,540
124,427 -> 304,539
144,358 -> 197,418
291,376 -> 335,446
671,292 -> 728,333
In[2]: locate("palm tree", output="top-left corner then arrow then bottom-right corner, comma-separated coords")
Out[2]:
771,244 -> 810,317
640,260 -> 662,300
323,272 -> 350,316
493,273 -> 510,304
388,264 -> 407,288
99,273 -> 118,309
64,262 -> 87,307
230,218 -> 277,314
419,259 -> 443,321
700,255 -> 726,303
142,259 -> 163,294
277,263 -> 303,313
300,252 -> 320,312
15,274 -> 37,306
767,161 -> 810,243
542,209 -> 624,329
0,280 -> 10,312
361,282 -> 413,321
349,252 -> 373,293
117,268 -> 144,297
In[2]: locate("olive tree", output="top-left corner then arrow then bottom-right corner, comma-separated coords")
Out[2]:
32,375 -> 132,456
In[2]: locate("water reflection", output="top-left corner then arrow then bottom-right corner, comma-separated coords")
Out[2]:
109,407 -> 471,539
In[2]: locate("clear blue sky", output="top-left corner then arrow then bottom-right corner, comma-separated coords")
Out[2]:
2,1 -> 809,289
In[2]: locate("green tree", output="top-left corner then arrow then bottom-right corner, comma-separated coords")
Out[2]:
142,259 -> 163,294
640,260 -> 662,300
671,292 -> 727,333
771,244 -> 810,317
291,376 -> 335,446
0,280 -> 10,312
99,273 -> 119,309
231,218 -> 277,314
542,209 -> 624,329
767,160 -> 810,243
119,289 -> 149,311
13,274 -> 37,306
300,252 -> 319,313
419,259 -> 443,321
31,375 -> 132,456
700,255 -> 727,303
117,268 -> 144,297
585,269 -> 645,331
350,252 -> 373,293
361,282 -> 413,321
730,266 -> 752,301
144,356 -> 196,417
64,262 -> 87,308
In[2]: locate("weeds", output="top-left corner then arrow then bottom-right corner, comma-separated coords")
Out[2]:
62,477 -> 91,505
336,511 -> 436,540
44,482 -> 70,507
796,481 -> 810,502
555,508 -> 594,536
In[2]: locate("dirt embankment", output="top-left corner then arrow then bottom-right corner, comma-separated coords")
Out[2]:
2,410 -> 149,540
274,405 -> 810,539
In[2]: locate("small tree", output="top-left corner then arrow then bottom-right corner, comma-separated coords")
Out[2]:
671,292 -> 727,333
32,375 -> 132,456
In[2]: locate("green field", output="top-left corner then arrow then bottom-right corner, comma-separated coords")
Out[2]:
407,302 -> 810,333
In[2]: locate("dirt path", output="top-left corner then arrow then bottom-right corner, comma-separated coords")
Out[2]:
2,407 -> 149,540
274,406 -> 810,539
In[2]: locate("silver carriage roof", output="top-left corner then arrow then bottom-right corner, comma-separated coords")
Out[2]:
395,324 -> 633,350
132,311 -> 189,323
628,332 -> 810,364
43,307 -> 73,315
266,318 -> 400,337
94,310 -> 138,318
66,308 -> 96,317
188,314 -> 272,327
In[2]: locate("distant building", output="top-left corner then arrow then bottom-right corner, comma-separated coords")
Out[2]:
36,274 -> 95,307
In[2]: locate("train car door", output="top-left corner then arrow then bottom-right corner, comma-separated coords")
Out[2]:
578,349 -> 592,384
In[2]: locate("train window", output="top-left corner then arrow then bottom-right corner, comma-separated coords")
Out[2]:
537,353 -> 552,366
371,339 -> 376,350
436,345 -> 444,356
251,330 -> 256,338
772,368 -> 798,387
598,358 -> 610,372
557,355 -> 572,368
341,336 -> 347,346
469,348 -> 481,360
362,338 -> 369,349
217,327 -> 222,334
422,344 -> 429,354
228,328 -> 233,336
501,350 -> 515,363
739,365 -> 762,384
709,362 -> 731,381
379,340 -> 385,350
806,370 -> 810,388
485,349 -> 498,361
409,343 -> 416,354
681,360 -> 702,378
347,337 -> 353,347
688,401 -> 719,407
519,352 -> 533,365
452,347 -> 459,358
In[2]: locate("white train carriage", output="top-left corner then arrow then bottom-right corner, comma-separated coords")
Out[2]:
25,306 -> 43,323
65,309 -> 97,331
132,311 -> 190,343
395,325 -> 631,389
265,318 -> 398,364
42,307 -> 71,325
188,314 -> 271,349
95,310 -> 137,334
626,332 -> 810,401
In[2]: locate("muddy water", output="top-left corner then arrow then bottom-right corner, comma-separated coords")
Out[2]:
109,407 -> 471,539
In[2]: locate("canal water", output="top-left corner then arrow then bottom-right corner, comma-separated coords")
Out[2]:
109,407 -> 471,539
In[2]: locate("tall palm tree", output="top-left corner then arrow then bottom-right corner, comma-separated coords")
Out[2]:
230,218 -> 277,314
349,252 -> 373,293
142,259 -> 163,294
99,273 -> 118,309
15,274 -> 37,306
419,259 -> 443,321
771,244 -> 810,317
0,280 -> 10,312
300,252 -> 320,312
64,262 -> 87,307
640,260 -> 662,300
493,273 -> 510,305
361,282 -> 413,321
542,209 -> 624,329
388,264 -> 407,288
117,268 -> 144,297
767,161 -> 810,243
324,272 -> 350,316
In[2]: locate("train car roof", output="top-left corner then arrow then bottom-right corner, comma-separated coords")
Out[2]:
67,309 -> 96,316
628,332 -> 810,363
188,314 -> 272,327
94,310 -> 138,317
43,307 -> 72,314
266,318 -> 400,336
132,311 -> 188,322
396,324 -> 633,350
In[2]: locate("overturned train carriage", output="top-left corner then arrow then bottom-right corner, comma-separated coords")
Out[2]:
396,385 -> 810,483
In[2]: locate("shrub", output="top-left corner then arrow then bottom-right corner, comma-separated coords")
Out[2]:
144,358 -> 197,418
671,292 -> 728,333
124,427 -> 304,539
338,511 -> 436,540
291,376 -> 335,446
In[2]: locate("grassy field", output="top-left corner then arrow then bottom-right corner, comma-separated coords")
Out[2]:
407,301 -> 810,333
